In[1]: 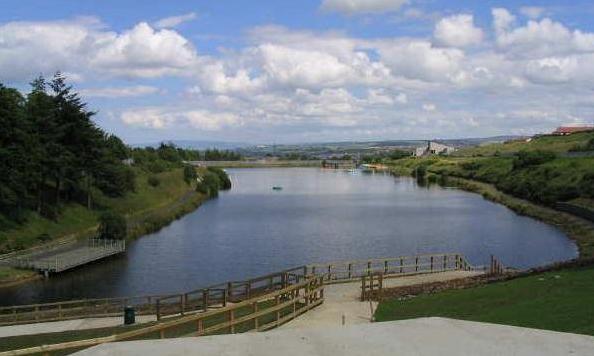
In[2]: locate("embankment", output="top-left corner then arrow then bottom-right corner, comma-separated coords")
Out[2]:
389,159 -> 594,259
0,168 -> 208,287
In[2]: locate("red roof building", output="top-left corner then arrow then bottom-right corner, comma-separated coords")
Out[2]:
552,126 -> 594,135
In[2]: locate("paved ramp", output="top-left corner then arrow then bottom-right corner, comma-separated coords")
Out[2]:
280,270 -> 483,329
78,317 -> 594,356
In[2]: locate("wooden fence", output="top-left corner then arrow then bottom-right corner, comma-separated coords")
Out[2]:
0,266 -> 307,326
0,253 -> 475,326
0,276 -> 324,356
305,253 -> 473,283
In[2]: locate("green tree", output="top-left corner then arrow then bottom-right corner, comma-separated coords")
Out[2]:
183,165 -> 197,184
97,211 -> 127,240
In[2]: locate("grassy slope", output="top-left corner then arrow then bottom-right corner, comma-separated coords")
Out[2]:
454,131 -> 594,156
375,265 -> 594,336
0,168 -> 204,284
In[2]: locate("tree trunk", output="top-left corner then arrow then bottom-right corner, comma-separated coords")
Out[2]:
87,174 -> 92,210
55,177 -> 60,206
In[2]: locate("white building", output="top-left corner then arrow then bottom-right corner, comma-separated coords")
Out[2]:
413,141 -> 456,157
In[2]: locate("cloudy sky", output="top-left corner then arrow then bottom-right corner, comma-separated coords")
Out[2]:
1,0 -> 594,144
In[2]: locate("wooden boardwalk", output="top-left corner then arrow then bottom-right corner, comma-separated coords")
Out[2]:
11,239 -> 125,274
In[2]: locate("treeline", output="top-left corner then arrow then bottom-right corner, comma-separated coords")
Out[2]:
0,74 -> 136,228
203,148 -> 242,161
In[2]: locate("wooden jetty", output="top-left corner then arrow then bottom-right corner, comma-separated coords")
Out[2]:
321,159 -> 357,169
11,239 -> 125,275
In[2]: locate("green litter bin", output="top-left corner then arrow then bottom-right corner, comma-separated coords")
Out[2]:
124,306 -> 135,325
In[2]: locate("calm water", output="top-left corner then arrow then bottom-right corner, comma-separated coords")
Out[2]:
0,168 -> 577,305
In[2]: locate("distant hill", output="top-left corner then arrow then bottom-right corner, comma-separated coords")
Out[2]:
131,140 -> 251,150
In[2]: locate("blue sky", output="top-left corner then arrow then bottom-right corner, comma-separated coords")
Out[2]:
1,0 -> 594,144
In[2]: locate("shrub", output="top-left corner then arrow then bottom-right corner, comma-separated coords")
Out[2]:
147,176 -> 160,187
201,171 -> 221,198
183,165 -> 197,185
513,150 -> 557,170
37,233 -> 51,242
581,173 -> 594,198
97,211 -> 127,240
207,167 -> 232,190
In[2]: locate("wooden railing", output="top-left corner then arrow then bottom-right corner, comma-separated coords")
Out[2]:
0,253 -> 475,326
0,276 -> 324,356
305,253 -> 473,283
0,265 -> 307,326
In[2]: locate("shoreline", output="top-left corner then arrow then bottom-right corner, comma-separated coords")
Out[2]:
0,191 -> 207,289
392,169 -> 593,260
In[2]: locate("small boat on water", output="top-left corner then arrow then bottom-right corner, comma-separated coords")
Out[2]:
272,186 -> 283,191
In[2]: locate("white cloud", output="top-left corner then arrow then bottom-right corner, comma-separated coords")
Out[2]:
0,19 -> 200,81
121,108 -> 174,129
90,22 -> 199,77
377,40 -> 464,82
320,0 -> 409,15
79,85 -> 159,98
492,8 -> 515,36
121,108 -> 242,131
4,10 -> 594,141
520,7 -> 545,19
423,103 -> 436,112
493,12 -> 594,58
186,111 -> 242,131
434,14 -> 483,47
154,12 -> 197,29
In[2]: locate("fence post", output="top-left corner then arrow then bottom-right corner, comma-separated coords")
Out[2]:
253,302 -> 259,330
223,289 -> 228,307
430,256 -> 434,272
203,289 -> 209,312
379,273 -> 384,301
415,257 -> 419,272
227,282 -> 233,301
348,263 -> 352,279
155,299 -> 161,321
327,265 -> 332,281
275,295 -> 280,326
400,258 -> 403,273
197,319 -> 204,336
360,276 -> 366,301
384,260 -> 388,274
229,309 -> 235,333
367,261 -> 371,276
180,295 -> 185,316
443,255 -> 447,270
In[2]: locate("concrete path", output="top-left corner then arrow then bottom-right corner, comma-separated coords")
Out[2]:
0,270 -> 480,338
280,270 -> 482,330
0,315 -> 156,338
77,317 -> 594,356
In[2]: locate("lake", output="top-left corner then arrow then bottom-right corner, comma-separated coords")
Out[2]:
0,168 -> 577,305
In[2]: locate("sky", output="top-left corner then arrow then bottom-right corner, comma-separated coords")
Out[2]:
1,0 -> 594,144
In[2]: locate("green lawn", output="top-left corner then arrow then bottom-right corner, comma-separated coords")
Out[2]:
375,265 -> 594,336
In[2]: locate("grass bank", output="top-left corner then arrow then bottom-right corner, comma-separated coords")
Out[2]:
0,168 -> 206,286
375,264 -> 594,336
388,156 -> 594,259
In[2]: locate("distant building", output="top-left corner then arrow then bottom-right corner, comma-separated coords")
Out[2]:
552,126 -> 594,136
413,141 -> 456,157
122,158 -> 135,166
